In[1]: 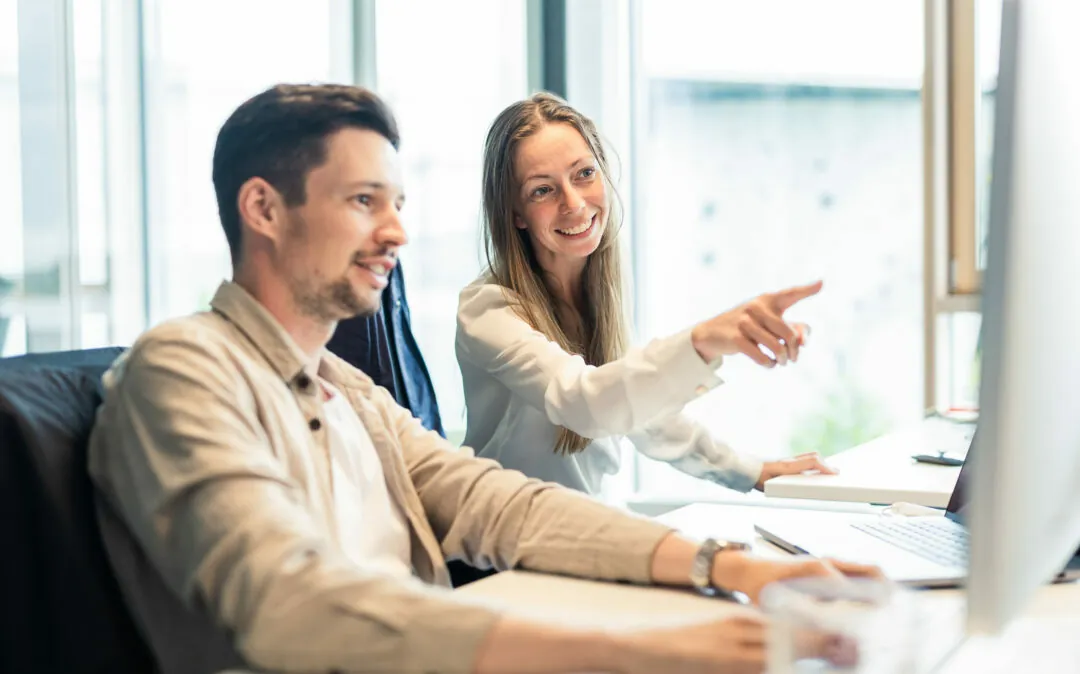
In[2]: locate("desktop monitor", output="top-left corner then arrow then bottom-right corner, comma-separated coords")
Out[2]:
967,0 -> 1080,634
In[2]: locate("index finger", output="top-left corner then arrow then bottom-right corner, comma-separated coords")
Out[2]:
769,280 -> 824,313
824,558 -> 886,579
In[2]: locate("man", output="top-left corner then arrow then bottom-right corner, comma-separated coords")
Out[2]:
88,84 -> 875,674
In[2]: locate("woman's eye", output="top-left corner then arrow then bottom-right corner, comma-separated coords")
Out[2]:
532,186 -> 552,199
355,194 -> 373,206
580,167 -> 596,178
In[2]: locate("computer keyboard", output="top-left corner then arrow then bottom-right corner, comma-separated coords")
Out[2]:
852,518 -> 968,568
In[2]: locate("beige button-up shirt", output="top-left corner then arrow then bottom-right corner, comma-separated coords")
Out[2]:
87,281 -> 674,674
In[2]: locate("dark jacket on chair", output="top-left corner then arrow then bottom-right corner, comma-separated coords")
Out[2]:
326,262 -> 445,437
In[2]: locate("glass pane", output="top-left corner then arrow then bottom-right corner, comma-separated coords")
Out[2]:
976,0 -> 1003,271
0,0 -> 22,355
375,0 -> 528,434
635,0 -> 925,497
4,0 -> 83,355
74,0 -> 106,289
73,0 -> 114,349
142,0 -> 337,324
936,311 -> 982,414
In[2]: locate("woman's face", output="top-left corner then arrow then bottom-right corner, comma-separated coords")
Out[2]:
513,123 -> 607,277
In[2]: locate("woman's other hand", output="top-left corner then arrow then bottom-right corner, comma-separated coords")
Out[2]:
755,452 -> 837,491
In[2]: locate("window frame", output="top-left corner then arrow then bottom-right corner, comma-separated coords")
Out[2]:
924,0 -> 985,413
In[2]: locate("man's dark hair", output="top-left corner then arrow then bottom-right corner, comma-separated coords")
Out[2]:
211,84 -> 401,264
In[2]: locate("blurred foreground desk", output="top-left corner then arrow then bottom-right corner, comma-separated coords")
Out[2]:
764,418 -> 974,508
459,504 -> 1080,673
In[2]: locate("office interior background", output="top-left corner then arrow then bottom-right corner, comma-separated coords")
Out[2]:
0,0 -> 998,507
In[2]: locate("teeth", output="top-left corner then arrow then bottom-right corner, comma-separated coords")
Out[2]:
358,263 -> 388,275
558,219 -> 592,236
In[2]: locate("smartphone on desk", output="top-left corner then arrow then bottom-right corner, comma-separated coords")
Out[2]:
912,451 -> 966,466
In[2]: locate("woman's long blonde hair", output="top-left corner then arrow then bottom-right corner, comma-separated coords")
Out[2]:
481,92 -> 629,455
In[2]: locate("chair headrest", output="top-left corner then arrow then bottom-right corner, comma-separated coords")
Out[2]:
0,347 -> 155,672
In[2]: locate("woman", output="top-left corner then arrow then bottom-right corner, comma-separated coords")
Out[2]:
456,92 -> 834,498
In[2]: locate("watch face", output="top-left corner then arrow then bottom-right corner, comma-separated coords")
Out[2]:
693,538 -> 751,594
692,538 -> 721,588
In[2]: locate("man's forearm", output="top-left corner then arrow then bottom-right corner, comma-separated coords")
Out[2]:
649,531 -> 748,590
473,616 -> 619,674
470,535 -> 726,674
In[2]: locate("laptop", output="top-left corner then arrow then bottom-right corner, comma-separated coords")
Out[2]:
754,433 -> 1080,588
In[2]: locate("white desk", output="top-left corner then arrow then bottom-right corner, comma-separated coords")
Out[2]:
460,503 -> 1080,673
764,418 -> 974,508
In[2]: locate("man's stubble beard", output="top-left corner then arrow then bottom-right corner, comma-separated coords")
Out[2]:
284,213 -> 380,323
294,275 -> 376,323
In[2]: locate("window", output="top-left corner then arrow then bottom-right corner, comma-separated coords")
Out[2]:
631,0 -> 926,497
5,0 -> 344,356
942,0 -> 1001,295
932,0 -> 1000,415
976,0 -> 1002,273
374,0 -> 528,438
3,0 -> 108,355
0,0 -> 22,355
141,0 -> 341,325
937,311 -> 981,412
73,0 -> 110,348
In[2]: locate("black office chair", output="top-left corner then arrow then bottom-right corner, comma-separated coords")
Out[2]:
0,347 -> 157,673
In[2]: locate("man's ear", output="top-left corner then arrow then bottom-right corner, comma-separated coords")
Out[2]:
237,177 -> 286,245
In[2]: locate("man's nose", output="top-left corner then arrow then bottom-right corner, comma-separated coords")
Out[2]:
376,208 -> 408,248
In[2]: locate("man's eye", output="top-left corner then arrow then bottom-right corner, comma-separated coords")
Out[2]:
355,194 -> 373,206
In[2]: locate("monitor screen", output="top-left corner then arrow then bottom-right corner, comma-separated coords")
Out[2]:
966,0 -> 1080,634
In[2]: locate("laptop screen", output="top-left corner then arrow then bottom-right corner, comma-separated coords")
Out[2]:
945,432 -> 1080,565
944,432 -> 975,522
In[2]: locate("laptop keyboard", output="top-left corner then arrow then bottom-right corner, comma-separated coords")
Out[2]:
851,518 -> 968,568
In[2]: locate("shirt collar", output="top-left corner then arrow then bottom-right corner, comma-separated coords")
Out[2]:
209,280 -> 377,394
209,281 -> 319,385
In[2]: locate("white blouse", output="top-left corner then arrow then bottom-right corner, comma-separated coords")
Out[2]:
455,278 -> 763,497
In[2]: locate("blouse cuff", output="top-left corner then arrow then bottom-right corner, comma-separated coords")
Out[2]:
662,328 -> 725,398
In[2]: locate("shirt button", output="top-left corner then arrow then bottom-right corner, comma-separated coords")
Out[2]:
296,374 -> 312,391
309,418 -> 322,432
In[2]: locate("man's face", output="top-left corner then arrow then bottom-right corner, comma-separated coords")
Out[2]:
279,127 -> 407,322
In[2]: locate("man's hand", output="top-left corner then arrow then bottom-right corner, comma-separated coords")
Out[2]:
713,551 -> 883,605
475,614 -> 770,674
690,281 -> 822,368
614,607 -> 863,674
613,615 -> 768,674
755,452 -> 837,491
475,538 -> 883,674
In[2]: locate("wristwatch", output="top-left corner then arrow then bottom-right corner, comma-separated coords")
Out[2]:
689,537 -> 751,597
